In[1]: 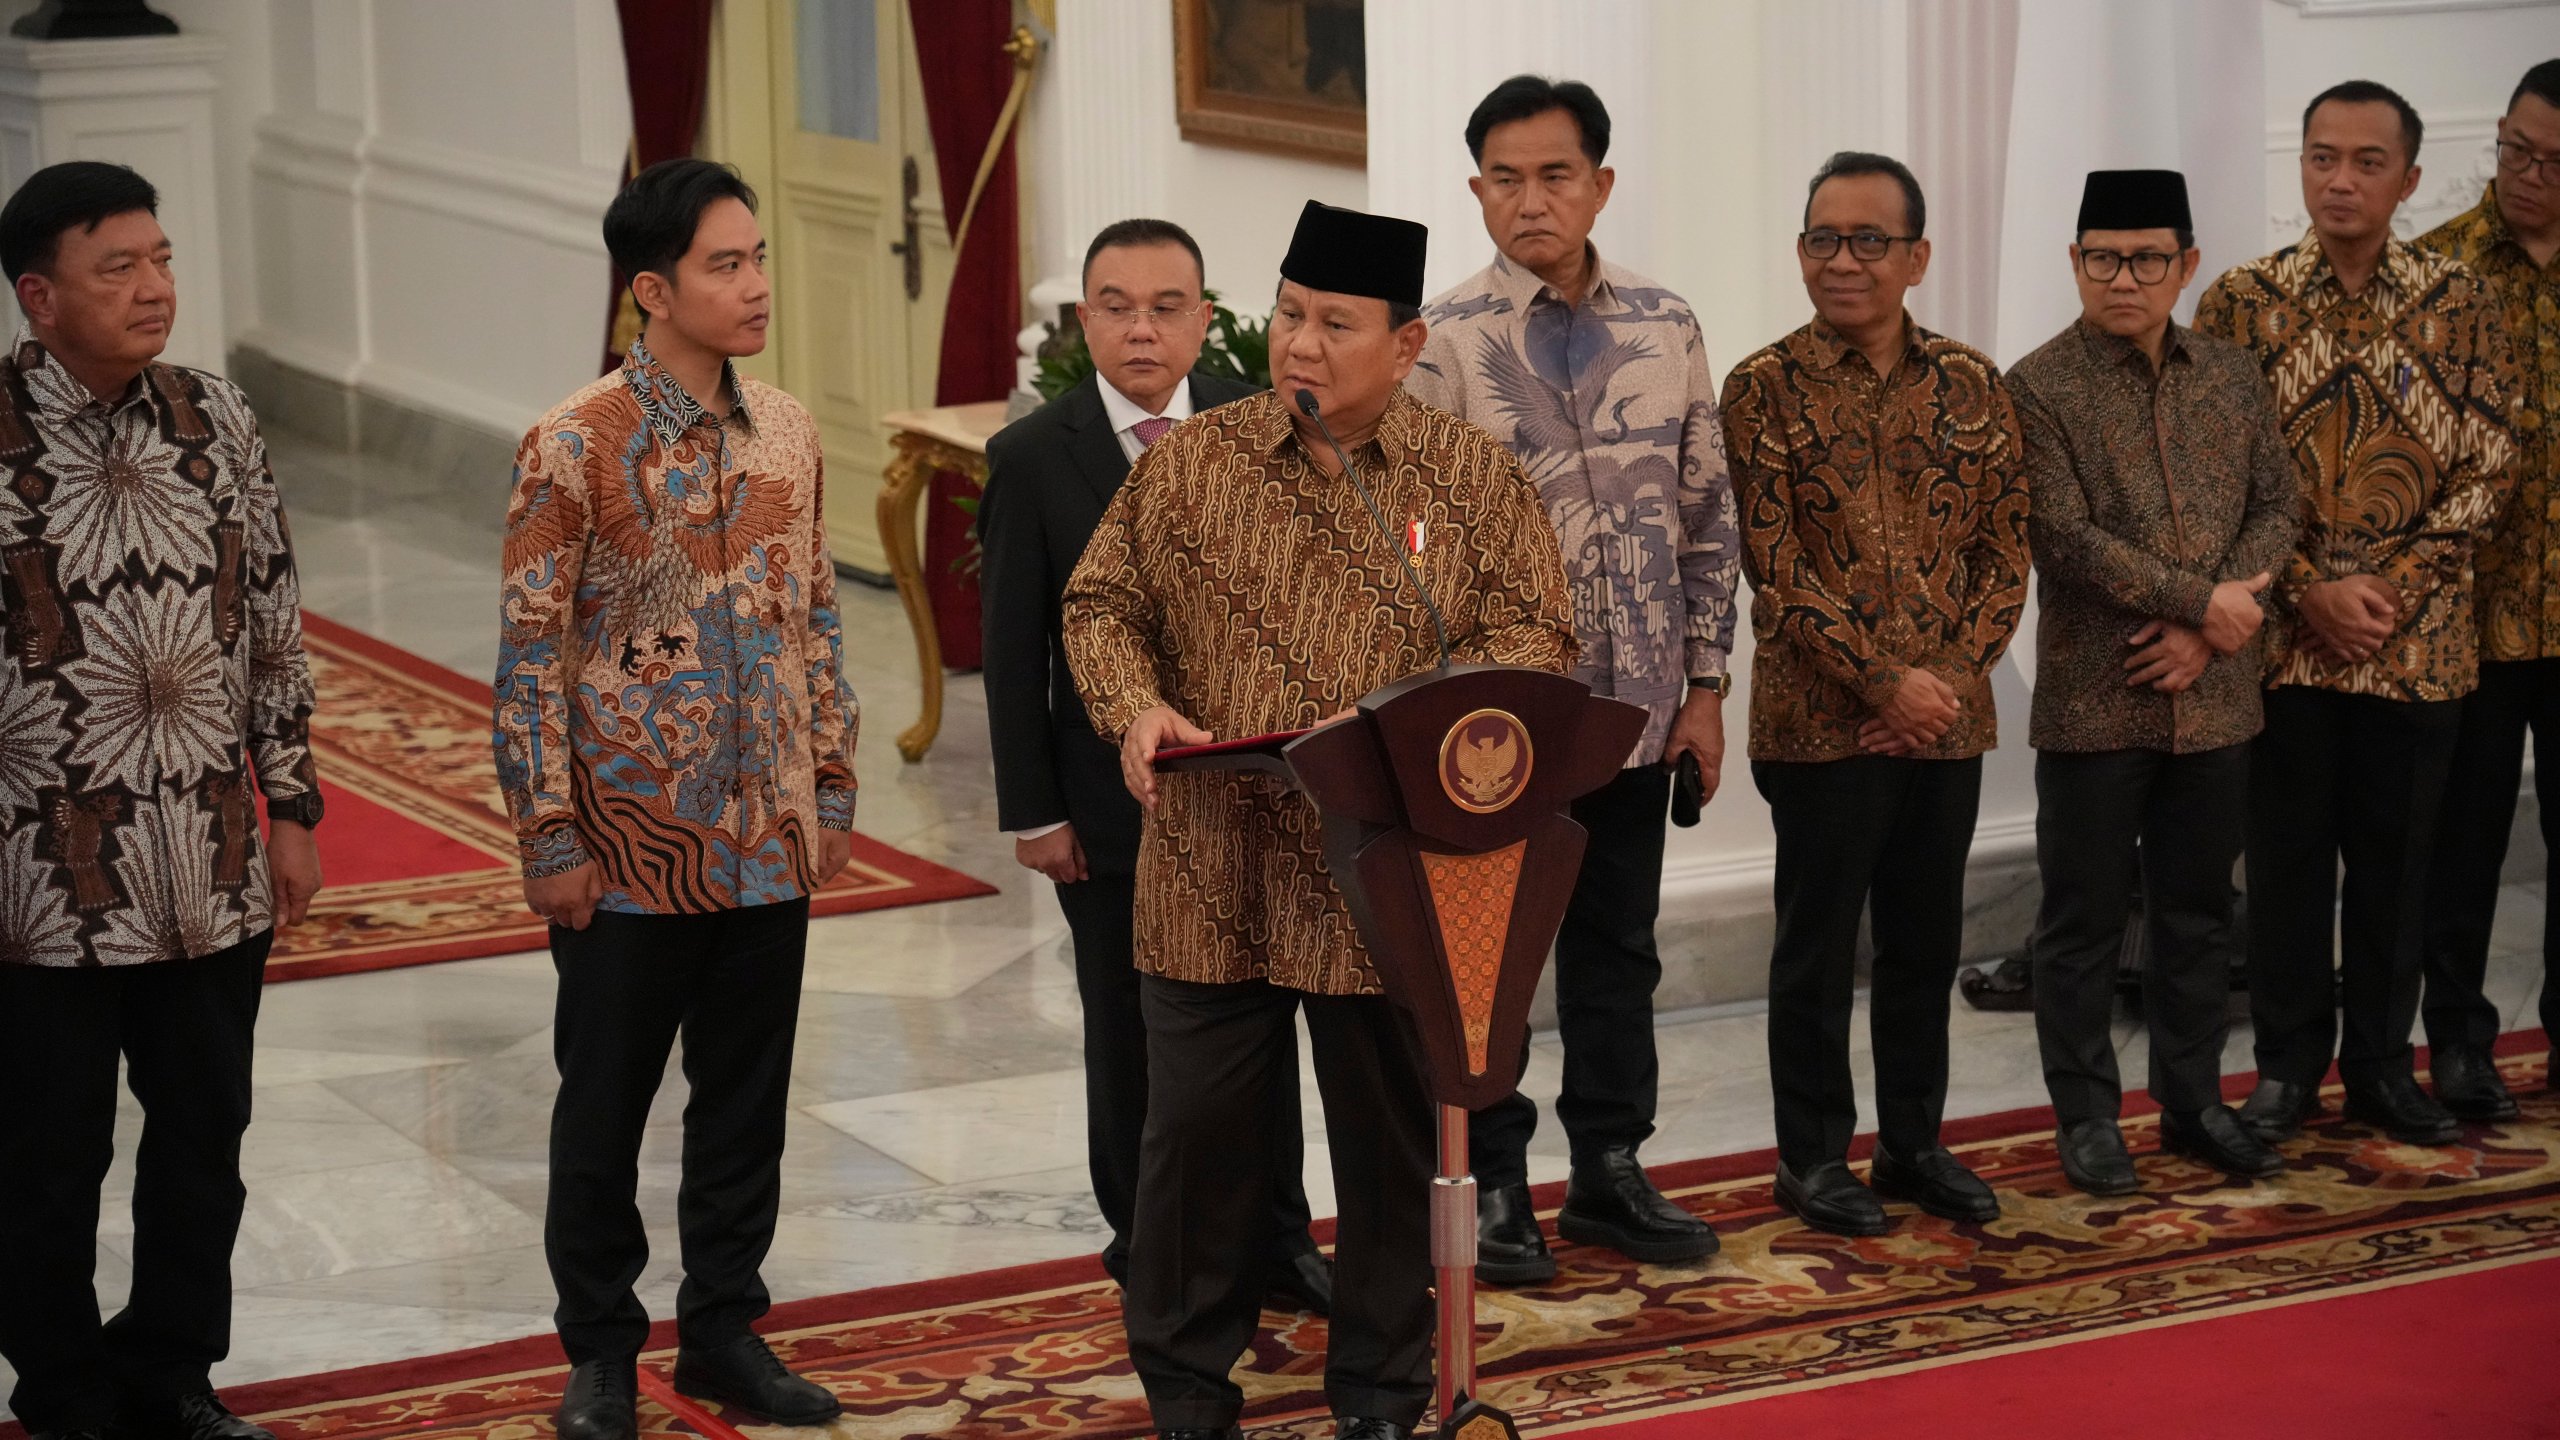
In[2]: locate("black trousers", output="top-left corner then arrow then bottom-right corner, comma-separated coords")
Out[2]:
2029,746 -> 2248,1125
1053,873 -> 1316,1281
1754,755 -> 1982,1171
2424,659 -> 2560,1053
546,899 -> 808,1365
1471,765 -> 1670,1187
0,932 -> 271,1431
1127,976 -> 1434,1431
2246,687 -> 2461,1086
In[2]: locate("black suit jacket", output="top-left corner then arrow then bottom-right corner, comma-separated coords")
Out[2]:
977,371 -> 1256,875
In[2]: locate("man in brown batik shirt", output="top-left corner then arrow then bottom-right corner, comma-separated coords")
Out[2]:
2417,59 -> 2560,1118
1065,201 -> 1574,1440
1723,153 -> 2030,1240
2196,81 -> 2517,1149
2012,170 -> 2299,1198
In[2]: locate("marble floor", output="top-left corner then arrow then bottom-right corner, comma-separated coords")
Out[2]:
2,427 -> 2550,1416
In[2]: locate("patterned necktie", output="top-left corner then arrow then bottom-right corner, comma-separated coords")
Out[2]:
1132,416 -> 1175,449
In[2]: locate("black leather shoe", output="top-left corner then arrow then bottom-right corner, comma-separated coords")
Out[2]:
1774,1160 -> 1888,1236
2056,1119 -> 2139,1196
1265,1245 -> 1334,1314
2432,1045 -> 2520,1122
113,1393 -> 275,1440
2343,1073 -> 2462,1146
35,1428 -> 112,1440
555,1362 -> 637,1440
2237,1078 -> 2322,1142
2160,1104 -> 2285,1179
1476,1180 -> 1557,1285
1557,1146 -> 1719,1263
672,1334 -> 842,1426
1336,1419 -> 1413,1439
1870,1147 -> 2001,1223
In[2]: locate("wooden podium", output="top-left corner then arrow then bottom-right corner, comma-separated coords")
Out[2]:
1160,662 -> 1644,1438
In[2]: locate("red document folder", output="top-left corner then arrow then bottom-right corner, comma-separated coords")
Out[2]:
1153,727 -> 1312,771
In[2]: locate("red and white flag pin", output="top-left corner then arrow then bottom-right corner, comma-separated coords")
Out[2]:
1405,518 -> 1427,554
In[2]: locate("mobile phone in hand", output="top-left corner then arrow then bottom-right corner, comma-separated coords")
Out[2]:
1670,751 -> 1704,828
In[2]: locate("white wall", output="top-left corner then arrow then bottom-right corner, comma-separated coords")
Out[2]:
227,0 -> 627,438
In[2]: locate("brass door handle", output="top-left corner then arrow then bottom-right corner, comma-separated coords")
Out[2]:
888,154 -> 923,301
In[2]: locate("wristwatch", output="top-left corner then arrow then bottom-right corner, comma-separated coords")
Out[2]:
269,790 -> 326,829
1688,674 -> 1732,698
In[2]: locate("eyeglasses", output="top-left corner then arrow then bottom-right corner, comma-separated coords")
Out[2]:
2496,138 -> 2560,186
2079,249 -> 2178,285
1086,301 -> 1203,330
1799,228 -> 1919,262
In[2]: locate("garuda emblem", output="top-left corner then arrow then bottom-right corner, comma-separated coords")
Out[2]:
1439,708 -> 1533,814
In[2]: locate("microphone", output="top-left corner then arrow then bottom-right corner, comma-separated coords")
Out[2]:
1294,388 -> 1451,671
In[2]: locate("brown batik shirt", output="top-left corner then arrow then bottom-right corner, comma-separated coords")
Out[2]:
1061,387 -> 1575,996
2193,231 -> 2518,701
0,333 -> 319,967
2010,319 -> 2301,753
2421,185 -> 2558,663
1721,314 -> 2031,764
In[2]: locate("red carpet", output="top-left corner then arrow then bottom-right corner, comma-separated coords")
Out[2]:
19,1035 -> 2541,1440
1601,1253 -> 2560,1439
263,614 -> 997,982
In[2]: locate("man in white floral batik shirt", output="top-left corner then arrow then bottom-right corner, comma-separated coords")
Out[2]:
0,163 -> 324,1440
1408,75 -> 1740,1282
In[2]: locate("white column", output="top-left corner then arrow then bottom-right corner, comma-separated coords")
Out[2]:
0,33 -> 229,374
1362,0 -> 1659,300
1907,0 -> 2018,349
1016,0 -> 1176,392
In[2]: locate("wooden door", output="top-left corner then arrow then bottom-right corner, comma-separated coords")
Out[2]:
709,0 -> 951,579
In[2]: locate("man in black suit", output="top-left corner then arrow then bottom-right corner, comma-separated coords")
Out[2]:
978,219 -> 1328,1312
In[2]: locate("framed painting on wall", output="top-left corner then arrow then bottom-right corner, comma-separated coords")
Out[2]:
1172,0 -> 1365,165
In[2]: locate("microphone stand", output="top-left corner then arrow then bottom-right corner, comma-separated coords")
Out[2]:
1295,388 -> 1500,1435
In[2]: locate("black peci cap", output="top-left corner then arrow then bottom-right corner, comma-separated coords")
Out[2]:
2076,169 -> 2192,235
1278,200 -> 1428,308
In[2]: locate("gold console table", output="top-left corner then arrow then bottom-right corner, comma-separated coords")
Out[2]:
876,402 -> 1010,762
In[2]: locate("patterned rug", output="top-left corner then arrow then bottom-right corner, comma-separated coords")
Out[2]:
102,1037 -> 2555,1438
263,614 -> 995,982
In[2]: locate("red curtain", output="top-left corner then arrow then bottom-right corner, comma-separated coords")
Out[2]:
603,0 -> 719,373
907,0 -> 1023,672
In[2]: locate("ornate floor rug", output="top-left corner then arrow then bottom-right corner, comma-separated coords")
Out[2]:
71,1037 -> 2553,1439
263,614 -> 996,982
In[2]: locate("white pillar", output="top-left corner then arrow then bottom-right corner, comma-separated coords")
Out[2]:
1015,0 -> 1177,394
0,33 -> 229,374
1908,0 -> 2019,349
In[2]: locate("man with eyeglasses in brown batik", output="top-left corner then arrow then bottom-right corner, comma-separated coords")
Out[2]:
2010,171 -> 2301,1197
2417,59 -> 2560,1117
1723,151 -> 2030,1237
